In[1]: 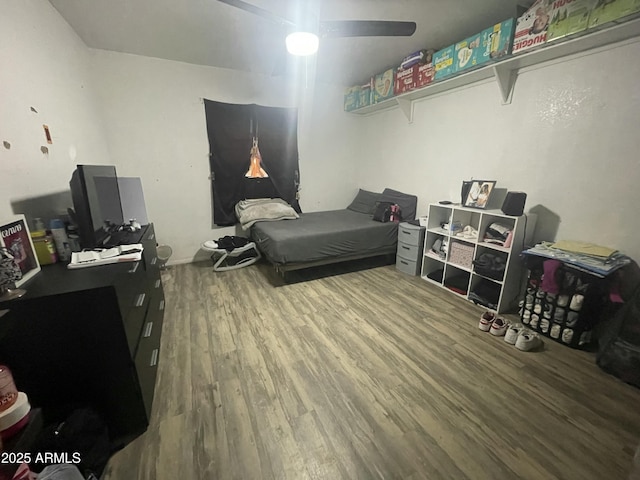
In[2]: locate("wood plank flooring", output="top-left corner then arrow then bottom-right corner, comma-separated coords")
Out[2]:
102,259 -> 640,480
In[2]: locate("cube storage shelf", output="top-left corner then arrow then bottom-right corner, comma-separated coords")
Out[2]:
421,203 -> 536,313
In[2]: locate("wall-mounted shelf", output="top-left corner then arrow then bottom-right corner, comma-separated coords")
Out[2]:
349,16 -> 640,122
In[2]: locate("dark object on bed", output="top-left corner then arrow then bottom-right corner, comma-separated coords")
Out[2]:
250,188 -> 418,273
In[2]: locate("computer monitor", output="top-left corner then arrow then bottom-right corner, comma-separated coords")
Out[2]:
69,165 -> 125,248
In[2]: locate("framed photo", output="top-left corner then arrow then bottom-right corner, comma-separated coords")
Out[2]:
464,180 -> 496,209
0,215 -> 41,288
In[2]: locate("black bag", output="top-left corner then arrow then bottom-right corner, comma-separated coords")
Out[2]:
473,251 -> 507,280
597,286 -> 640,388
373,202 -> 401,223
216,235 -> 250,252
30,408 -> 112,478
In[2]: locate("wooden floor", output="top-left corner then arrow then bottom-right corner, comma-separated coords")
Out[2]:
102,259 -> 640,480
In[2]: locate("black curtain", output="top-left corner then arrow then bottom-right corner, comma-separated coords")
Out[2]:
204,99 -> 301,226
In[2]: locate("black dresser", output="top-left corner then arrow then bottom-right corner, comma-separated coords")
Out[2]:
0,224 -> 164,448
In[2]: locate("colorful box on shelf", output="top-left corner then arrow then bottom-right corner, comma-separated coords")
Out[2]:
343,80 -> 373,111
394,66 -> 417,95
359,79 -> 373,108
547,0 -> 597,43
416,62 -> 435,88
588,0 -> 640,28
373,68 -> 396,103
489,18 -> 516,60
513,0 -> 552,54
433,45 -> 456,80
343,86 -> 360,112
453,19 -> 514,74
399,49 -> 435,70
454,30 -> 492,73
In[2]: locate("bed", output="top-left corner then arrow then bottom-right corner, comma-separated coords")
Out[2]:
242,188 -> 418,273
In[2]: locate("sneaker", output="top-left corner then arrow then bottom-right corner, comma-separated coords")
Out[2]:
479,311 -> 496,331
515,331 -> 542,351
557,294 -> 570,307
570,294 -> 584,311
490,317 -> 510,336
505,323 -> 524,344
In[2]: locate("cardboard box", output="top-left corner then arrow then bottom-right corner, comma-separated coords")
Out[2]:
373,68 -> 396,103
547,0 -> 597,43
453,19 -> 515,74
433,45 -> 456,80
359,81 -> 372,108
399,49 -> 435,70
489,18 -> 516,59
343,79 -> 373,111
588,0 -> 640,28
513,0 -> 552,54
343,86 -> 360,112
394,66 -> 417,95
454,30 -> 492,73
416,62 -> 435,88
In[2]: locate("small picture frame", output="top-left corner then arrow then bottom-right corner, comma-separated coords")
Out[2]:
0,214 -> 41,288
464,180 -> 496,209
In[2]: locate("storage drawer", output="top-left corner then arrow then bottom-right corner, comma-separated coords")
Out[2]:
397,241 -> 420,261
114,261 -> 146,318
135,332 -> 160,418
449,241 -> 474,269
396,255 -> 420,276
398,223 -> 425,247
123,290 -> 151,357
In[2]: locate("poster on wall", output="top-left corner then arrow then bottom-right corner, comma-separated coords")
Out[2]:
0,215 -> 41,288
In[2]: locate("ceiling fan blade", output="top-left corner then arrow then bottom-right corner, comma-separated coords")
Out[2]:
217,0 -> 295,27
319,20 -> 416,38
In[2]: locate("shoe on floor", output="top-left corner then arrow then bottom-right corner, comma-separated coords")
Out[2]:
515,331 -> 542,351
505,323 -> 524,344
479,311 -> 496,331
490,317 -> 510,336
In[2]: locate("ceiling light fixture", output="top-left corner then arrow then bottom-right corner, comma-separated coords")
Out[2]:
285,31 -> 319,56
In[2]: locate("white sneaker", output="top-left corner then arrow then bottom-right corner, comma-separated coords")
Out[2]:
479,311 -> 496,331
515,331 -> 542,351
203,240 -> 219,250
505,323 -> 524,344
490,317 -> 510,336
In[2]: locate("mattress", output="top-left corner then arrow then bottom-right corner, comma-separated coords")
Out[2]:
250,209 -> 398,265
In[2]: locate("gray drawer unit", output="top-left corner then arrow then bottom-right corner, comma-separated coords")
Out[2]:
396,222 -> 425,276
398,223 -> 425,247
397,256 -> 420,276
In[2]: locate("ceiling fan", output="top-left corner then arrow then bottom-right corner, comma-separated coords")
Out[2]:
217,0 -> 417,59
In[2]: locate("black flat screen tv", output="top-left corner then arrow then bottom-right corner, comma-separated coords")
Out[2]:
70,164 -> 125,248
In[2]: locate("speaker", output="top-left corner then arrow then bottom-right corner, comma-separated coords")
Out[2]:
501,192 -> 527,216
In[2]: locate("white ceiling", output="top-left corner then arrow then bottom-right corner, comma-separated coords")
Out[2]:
49,0 -> 526,86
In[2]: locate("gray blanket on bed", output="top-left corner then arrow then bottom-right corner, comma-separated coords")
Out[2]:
250,209 -> 398,265
235,198 -> 299,230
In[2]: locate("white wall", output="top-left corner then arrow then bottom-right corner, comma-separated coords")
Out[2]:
0,0 -> 360,265
0,0 -> 112,222
89,50 -> 360,264
5,0 -> 639,265
356,40 -> 640,262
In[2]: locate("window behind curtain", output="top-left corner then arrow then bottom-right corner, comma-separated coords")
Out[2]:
204,99 -> 301,226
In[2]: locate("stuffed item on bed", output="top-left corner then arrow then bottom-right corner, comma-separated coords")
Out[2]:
235,198 -> 299,230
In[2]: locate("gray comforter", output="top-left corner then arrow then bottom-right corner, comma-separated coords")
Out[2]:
250,209 -> 398,265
